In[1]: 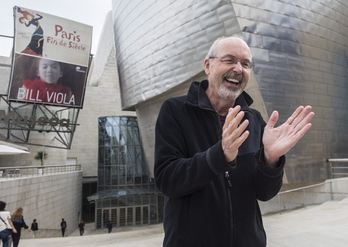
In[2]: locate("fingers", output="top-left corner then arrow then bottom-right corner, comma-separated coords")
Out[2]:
222,106 -> 250,162
295,123 -> 313,140
223,106 -> 247,135
296,106 -> 315,128
222,126 -> 249,162
267,106 -> 314,132
286,105 -> 313,126
286,106 -> 315,134
223,118 -> 249,147
293,106 -> 314,135
285,106 -> 304,125
266,110 -> 279,129
223,105 -> 241,132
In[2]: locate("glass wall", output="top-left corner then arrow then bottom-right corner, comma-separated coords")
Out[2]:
94,116 -> 162,229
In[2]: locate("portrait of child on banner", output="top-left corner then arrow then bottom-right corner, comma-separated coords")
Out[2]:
9,55 -> 87,107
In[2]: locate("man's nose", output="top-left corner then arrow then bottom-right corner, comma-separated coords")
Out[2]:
232,62 -> 243,74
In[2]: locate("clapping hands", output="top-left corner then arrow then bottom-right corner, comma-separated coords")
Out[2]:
222,105 -> 315,166
262,105 -> 315,167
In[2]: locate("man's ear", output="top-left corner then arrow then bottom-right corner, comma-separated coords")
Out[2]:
204,59 -> 210,75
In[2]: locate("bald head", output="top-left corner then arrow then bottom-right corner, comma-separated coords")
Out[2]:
206,36 -> 252,61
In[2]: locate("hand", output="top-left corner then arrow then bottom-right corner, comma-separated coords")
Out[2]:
13,229 -> 17,233
222,105 -> 250,162
263,105 -> 315,167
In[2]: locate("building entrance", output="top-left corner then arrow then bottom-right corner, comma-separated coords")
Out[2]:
102,205 -> 150,228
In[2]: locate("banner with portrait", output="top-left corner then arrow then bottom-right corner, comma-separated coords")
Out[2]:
8,6 -> 92,108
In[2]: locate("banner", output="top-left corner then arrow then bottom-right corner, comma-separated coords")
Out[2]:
8,6 -> 93,108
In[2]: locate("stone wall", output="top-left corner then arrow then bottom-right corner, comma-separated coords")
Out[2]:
0,171 -> 82,238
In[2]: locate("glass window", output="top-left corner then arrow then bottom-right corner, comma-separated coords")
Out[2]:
135,206 -> 142,225
127,207 -> 133,226
119,208 -> 126,227
142,195 -> 149,205
111,166 -> 118,185
143,206 -> 149,224
96,116 -> 162,228
96,209 -> 102,229
111,208 -> 117,226
118,165 -> 126,185
127,195 -> 134,206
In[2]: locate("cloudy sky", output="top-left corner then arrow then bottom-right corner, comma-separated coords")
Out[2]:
0,0 -> 112,56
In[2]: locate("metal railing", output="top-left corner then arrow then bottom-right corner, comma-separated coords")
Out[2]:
327,158 -> 348,178
276,180 -> 333,214
274,158 -> 348,214
0,164 -> 81,179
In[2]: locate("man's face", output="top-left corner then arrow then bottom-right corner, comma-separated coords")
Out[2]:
204,38 -> 252,102
37,59 -> 62,84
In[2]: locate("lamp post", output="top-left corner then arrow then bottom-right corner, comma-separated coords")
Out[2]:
42,131 -> 45,166
39,130 -> 50,167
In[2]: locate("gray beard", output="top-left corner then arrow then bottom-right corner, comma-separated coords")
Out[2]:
217,85 -> 242,101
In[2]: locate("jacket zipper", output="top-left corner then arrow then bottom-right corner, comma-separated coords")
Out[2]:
225,171 -> 234,246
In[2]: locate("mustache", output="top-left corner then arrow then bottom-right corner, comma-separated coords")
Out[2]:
222,72 -> 243,82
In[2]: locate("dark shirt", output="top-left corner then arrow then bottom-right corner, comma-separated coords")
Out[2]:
31,222 -> 38,231
61,221 -> 67,229
78,223 -> 85,229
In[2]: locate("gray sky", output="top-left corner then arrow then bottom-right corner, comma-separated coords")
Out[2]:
0,0 -> 112,56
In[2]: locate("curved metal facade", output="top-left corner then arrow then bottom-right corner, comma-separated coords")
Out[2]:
113,0 -> 238,108
112,0 -> 348,183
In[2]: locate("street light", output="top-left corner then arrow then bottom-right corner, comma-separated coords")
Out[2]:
38,130 -> 50,167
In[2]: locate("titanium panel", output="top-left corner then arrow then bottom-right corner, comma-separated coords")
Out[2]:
238,0 -> 348,182
112,0 -> 238,108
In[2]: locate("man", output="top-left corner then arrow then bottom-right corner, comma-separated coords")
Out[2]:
60,218 -> 67,237
106,220 -> 113,233
30,219 -> 38,238
154,35 -> 314,247
78,220 -> 85,236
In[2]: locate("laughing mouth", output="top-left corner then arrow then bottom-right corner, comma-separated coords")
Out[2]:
224,77 -> 240,85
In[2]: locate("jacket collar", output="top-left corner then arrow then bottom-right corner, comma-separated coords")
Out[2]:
186,80 -> 253,112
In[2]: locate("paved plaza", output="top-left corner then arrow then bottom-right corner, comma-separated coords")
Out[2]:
19,198 -> 348,247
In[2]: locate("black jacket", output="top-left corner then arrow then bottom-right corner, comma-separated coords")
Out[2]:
154,80 -> 285,247
31,222 -> 38,231
12,217 -> 28,236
